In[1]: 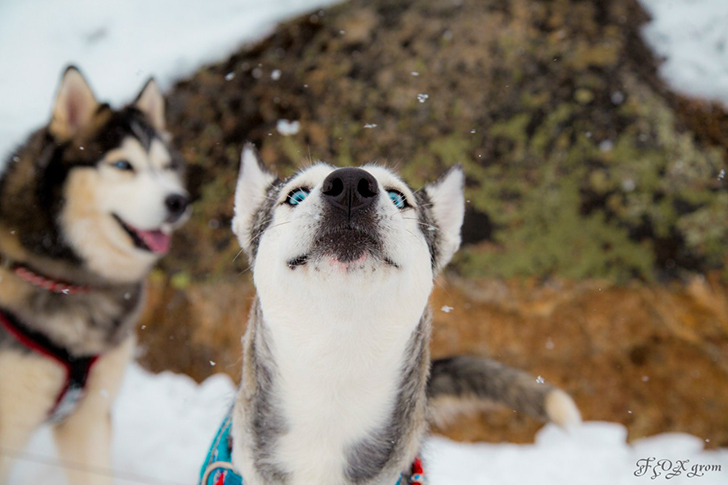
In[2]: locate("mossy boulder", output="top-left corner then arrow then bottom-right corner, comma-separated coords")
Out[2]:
137,0 -> 728,445
162,0 -> 727,284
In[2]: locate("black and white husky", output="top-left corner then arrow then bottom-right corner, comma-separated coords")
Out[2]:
0,67 -> 188,484
223,146 -> 580,485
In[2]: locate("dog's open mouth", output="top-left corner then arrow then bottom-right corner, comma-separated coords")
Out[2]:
113,214 -> 171,254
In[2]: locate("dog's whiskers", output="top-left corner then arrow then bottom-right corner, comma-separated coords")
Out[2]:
232,247 -> 245,263
250,221 -> 291,243
402,217 -> 439,232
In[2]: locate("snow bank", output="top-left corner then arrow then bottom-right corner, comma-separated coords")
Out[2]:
9,363 -> 727,485
0,0 -> 341,161
3,0 -> 728,159
640,0 -> 728,105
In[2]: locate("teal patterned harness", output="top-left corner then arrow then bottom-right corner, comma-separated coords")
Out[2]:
199,409 -> 426,485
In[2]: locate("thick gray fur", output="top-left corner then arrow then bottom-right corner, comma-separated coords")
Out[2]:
428,355 -> 555,421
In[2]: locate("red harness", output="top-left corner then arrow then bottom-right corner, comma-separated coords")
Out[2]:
0,262 -> 97,422
12,264 -> 90,295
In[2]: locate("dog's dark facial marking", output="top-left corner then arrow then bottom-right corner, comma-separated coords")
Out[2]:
129,117 -> 156,152
247,180 -> 284,260
312,223 -> 382,263
413,190 -> 439,269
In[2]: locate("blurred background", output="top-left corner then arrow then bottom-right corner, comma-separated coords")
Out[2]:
2,0 -> 727,483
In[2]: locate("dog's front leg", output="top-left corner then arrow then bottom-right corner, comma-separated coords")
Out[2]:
0,351 -> 66,485
52,336 -> 134,485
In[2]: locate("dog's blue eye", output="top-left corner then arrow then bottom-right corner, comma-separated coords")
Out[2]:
387,190 -> 407,209
112,160 -> 133,171
287,188 -> 310,206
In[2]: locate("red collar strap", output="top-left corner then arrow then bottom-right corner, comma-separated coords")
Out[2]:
0,309 -> 98,422
12,264 -> 90,295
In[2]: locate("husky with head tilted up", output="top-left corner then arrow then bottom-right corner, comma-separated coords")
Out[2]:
200,146 -> 580,485
0,67 -> 188,485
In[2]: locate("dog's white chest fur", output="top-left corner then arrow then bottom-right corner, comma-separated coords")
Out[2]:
256,266 -> 431,484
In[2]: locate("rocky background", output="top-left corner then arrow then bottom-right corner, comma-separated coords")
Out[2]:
137,0 -> 728,446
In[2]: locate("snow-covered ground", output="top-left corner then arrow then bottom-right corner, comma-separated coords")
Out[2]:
2,0 -> 728,483
8,363 -> 728,485
640,0 -> 728,105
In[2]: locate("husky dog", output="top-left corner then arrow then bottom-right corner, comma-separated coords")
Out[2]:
0,67 -> 188,484
215,146 -> 580,485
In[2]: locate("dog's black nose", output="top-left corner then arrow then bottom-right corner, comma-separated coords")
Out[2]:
321,168 -> 379,216
165,193 -> 189,221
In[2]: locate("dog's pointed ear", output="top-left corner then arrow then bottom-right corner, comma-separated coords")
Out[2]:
424,165 -> 465,270
233,143 -> 277,255
49,66 -> 99,141
134,78 -> 165,132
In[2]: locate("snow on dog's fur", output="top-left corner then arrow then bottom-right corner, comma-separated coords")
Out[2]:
229,146 -> 580,485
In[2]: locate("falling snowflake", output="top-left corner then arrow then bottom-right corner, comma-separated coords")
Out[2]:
411,71 -> 419,76
719,169 -> 726,180
210,361 -> 216,367
536,376 -> 545,384
364,123 -> 378,129
271,69 -> 281,81
417,93 -> 429,103
276,119 -> 300,136
225,72 -> 235,81
440,305 -> 454,313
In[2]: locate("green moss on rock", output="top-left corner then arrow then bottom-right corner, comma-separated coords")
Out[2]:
162,0 -> 727,282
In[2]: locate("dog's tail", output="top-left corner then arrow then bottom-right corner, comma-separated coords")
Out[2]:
427,356 -> 581,429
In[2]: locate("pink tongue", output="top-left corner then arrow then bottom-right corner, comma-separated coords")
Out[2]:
136,229 -> 171,254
